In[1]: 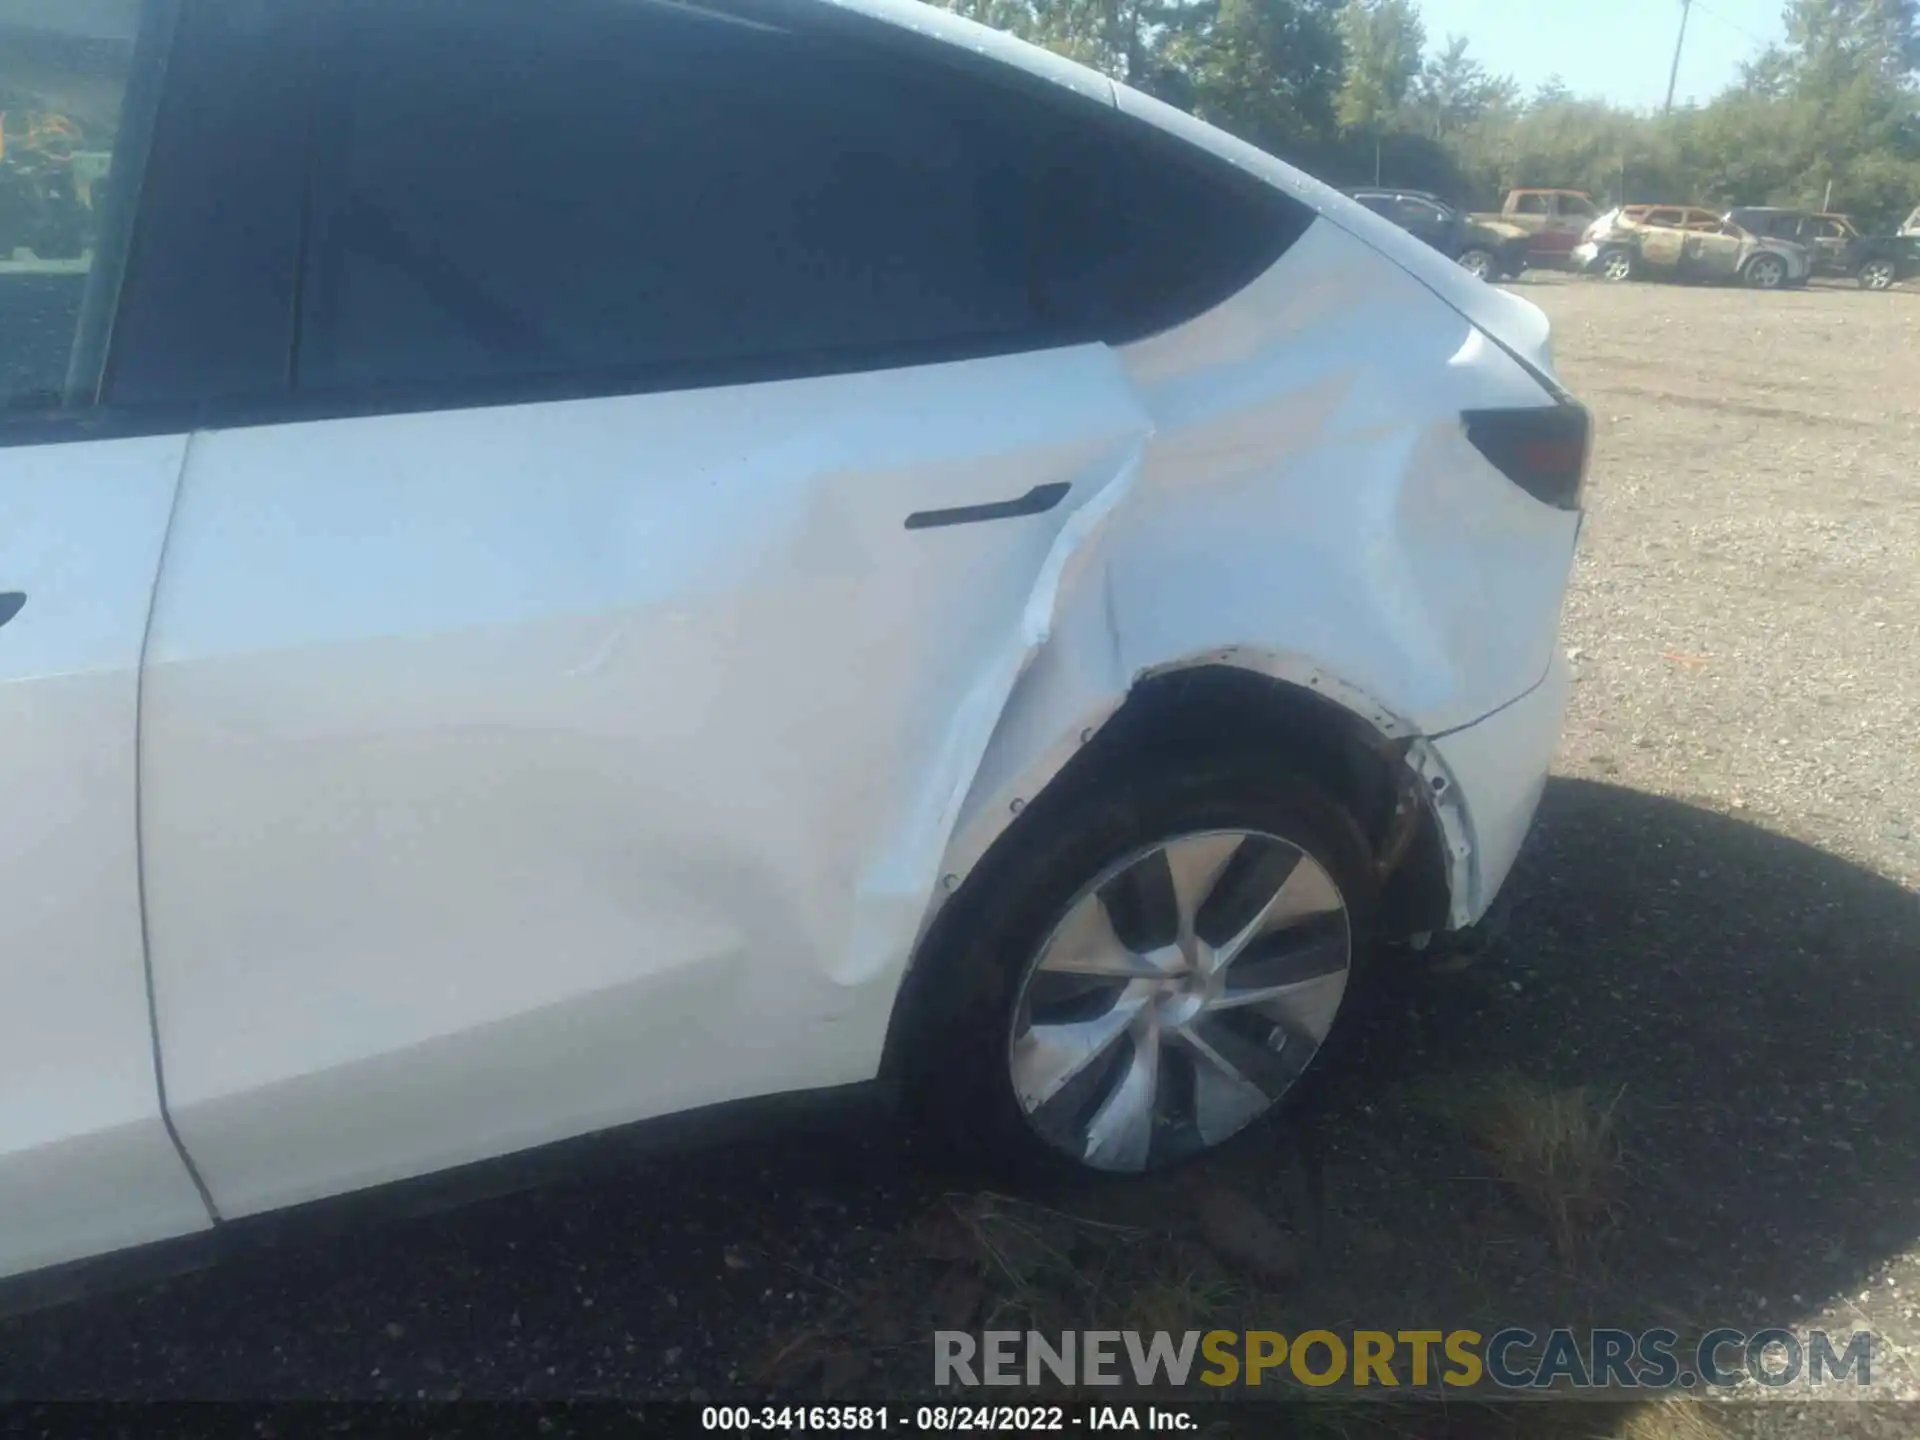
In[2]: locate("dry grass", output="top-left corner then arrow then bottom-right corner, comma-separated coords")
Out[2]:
1609,1397 -> 1730,1440
1412,1071 -> 1626,1265
751,1190 -> 1165,1392
1116,1268 -> 1245,1335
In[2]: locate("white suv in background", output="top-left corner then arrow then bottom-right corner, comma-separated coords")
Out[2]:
0,0 -> 1584,1294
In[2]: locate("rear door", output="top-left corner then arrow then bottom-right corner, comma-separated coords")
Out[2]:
1682,224 -> 1745,281
1538,192 -> 1595,261
136,0 -> 1305,1217
0,0 -> 214,1279
1808,216 -> 1852,274
1638,214 -> 1687,271
1509,192 -> 1553,259
1391,195 -> 1452,251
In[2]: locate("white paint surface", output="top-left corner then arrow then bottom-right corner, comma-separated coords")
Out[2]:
140,218 -> 1578,1224
142,347 -> 1157,1216
0,434 -> 212,1277
2,0 -> 1587,1275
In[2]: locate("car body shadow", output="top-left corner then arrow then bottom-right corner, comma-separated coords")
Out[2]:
1,777 -> 1915,1405
1284,775 -> 1920,1357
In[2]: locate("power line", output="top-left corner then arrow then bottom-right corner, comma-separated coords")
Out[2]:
1691,0 -> 1772,51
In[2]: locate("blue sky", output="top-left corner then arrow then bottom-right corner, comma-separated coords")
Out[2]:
1414,0 -> 1788,111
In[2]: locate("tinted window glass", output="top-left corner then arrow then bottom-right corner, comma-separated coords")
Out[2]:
105,0 -> 309,408
1514,194 -> 1551,216
0,0 -> 155,413
298,0 -> 1310,401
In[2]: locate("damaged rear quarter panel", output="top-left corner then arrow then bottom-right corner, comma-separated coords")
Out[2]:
927,222 -> 1581,955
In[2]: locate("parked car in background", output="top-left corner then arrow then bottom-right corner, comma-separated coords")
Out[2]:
1725,207 -> 1919,290
1347,188 -> 1530,280
1,0 -> 1585,1292
1469,189 -> 1601,269
1613,204 -> 1728,232
1573,206 -> 1810,289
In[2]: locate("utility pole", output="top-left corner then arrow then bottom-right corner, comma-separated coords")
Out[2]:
1664,0 -> 1693,115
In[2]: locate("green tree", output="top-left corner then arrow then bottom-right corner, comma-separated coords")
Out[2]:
1159,0 -> 1347,152
925,0 -> 1920,233
1530,74 -> 1572,108
1409,35 -> 1519,139
1334,0 -> 1424,131
932,0 -> 1347,154
1702,0 -> 1920,223
1784,0 -> 1920,82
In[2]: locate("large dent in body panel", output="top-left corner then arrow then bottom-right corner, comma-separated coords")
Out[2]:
831,442 -> 1145,988
1111,223 -> 1578,731
144,343 -> 1165,1216
927,223 -> 1581,948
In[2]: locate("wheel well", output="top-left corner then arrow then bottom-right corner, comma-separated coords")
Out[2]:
879,664 -> 1452,1080
1079,667 -> 1449,935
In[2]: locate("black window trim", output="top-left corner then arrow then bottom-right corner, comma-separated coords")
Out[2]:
1,0 -> 1315,450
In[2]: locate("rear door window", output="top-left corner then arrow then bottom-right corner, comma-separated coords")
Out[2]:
294,0 -> 1313,408
1395,197 -> 1449,227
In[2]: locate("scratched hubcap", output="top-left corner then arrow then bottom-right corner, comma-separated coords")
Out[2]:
1007,829 -> 1352,1173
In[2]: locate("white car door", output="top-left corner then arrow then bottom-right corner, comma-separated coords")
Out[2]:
0,0 -> 213,1280
135,0 -> 1306,1218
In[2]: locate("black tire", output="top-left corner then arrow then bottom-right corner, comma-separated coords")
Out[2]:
905,748 -> 1379,1183
1456,247 -> 1497,282
1743,252 -> 1788,289
1597,246 -> 1637,283
1859,258 -> 1898,291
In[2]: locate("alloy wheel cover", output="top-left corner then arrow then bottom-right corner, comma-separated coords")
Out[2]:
1007,829 -> 1352,1172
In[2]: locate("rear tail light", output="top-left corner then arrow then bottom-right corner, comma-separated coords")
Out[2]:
1462,405 -> 1591,511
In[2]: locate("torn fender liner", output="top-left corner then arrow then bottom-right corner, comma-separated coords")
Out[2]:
826,440 -> 1148,990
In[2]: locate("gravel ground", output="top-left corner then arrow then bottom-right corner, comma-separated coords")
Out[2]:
2,276 -> 1917,1438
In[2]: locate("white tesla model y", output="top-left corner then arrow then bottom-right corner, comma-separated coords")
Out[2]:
0,0 -> 1586,1292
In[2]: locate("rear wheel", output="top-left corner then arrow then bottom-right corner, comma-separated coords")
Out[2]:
1598,247 -> 1636,283
1860,258 -> 1898,291
1743,252 -> 1788,289
1456,247 -> 1496,281
910,752 -> 1376,1179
